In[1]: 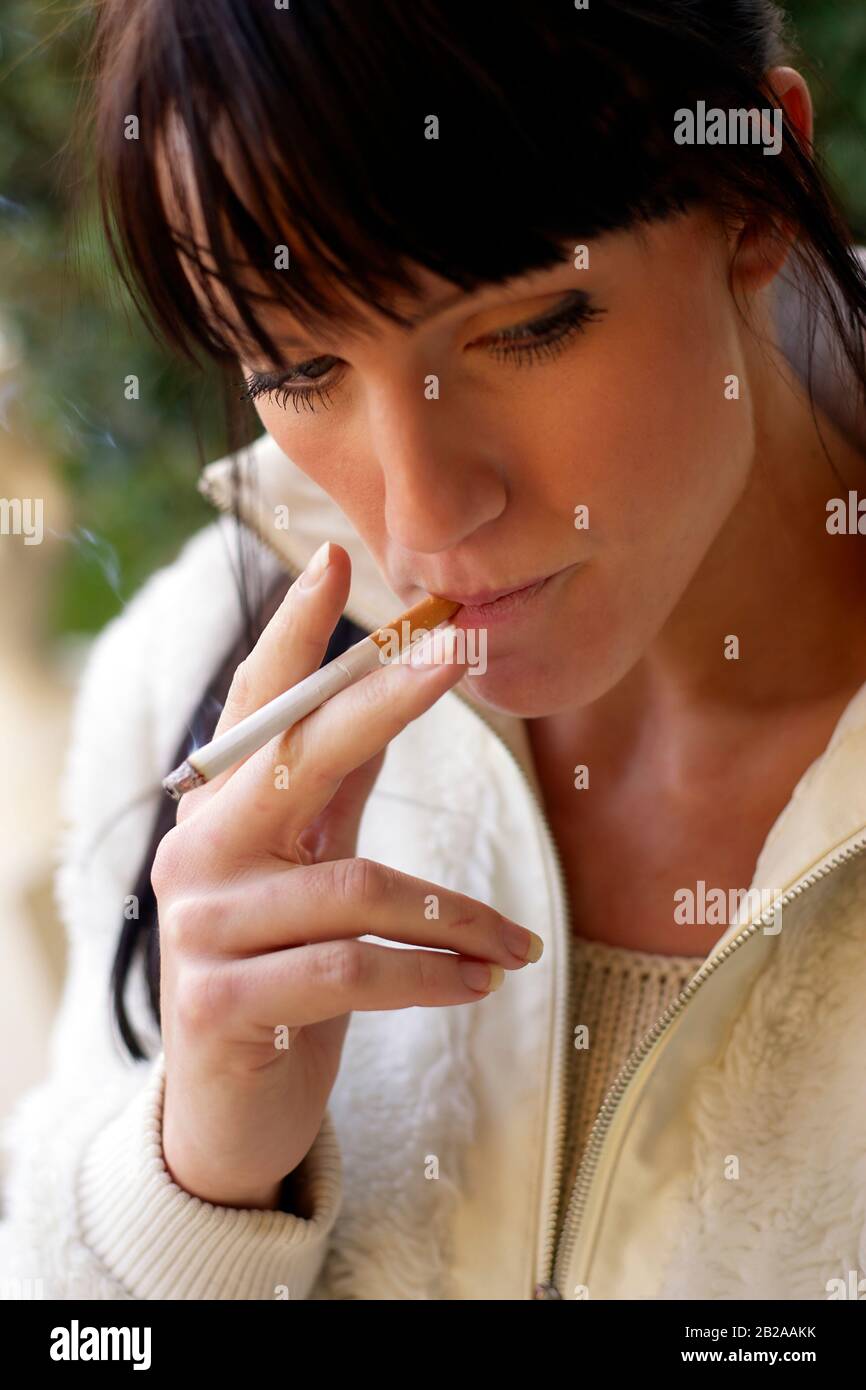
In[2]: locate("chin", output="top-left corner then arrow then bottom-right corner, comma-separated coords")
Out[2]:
456,612 -> 643,716
455,654 -> 590,719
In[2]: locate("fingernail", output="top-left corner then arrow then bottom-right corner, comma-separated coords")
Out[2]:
409,623 -> 458,667
299,541 -> 332,589
459,961 -> 505,994
503,922 -> 545,963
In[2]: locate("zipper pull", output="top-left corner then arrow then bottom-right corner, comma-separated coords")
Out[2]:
534,1282 -> 562,1299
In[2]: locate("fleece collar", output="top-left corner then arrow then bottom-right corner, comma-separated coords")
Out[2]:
198,429 -> 866,918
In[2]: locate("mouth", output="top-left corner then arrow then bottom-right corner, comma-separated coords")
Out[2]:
431,568 -> 568,625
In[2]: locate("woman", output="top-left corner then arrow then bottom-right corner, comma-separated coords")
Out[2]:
2,0 -> 866,1300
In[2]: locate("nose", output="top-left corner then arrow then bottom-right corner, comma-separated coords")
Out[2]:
370,378 -> 506,553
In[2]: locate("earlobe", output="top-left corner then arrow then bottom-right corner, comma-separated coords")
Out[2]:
731,219 -> 792,299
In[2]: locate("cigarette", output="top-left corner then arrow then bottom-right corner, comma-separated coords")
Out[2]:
162,593 -> 461,800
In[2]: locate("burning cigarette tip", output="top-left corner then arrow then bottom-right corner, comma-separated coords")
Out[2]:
162,759 -> 206,801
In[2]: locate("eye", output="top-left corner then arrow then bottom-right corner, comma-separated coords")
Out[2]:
239,354 -> 341,414
477,291 -> 604,366
238,291 -> 604,413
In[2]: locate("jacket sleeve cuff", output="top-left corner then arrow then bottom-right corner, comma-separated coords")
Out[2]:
76,1052 -> 342,1300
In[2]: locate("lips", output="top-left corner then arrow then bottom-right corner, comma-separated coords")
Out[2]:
430,575 -> 553,607
447,573 -> 557,625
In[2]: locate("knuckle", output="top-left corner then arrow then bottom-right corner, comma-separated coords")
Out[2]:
357,662 -> 404,724
308,938 -> 366,997
355,664 -> 390,712
330,856 -> 388,906
413,947 -> 438,998
150,826 -> 189,899
175,960 -> 238,1032
160,895 -> 212,954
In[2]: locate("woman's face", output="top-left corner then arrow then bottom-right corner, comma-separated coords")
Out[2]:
239,208 -> 760,717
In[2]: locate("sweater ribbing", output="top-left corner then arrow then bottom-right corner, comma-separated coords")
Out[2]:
555,936 -> 705,1247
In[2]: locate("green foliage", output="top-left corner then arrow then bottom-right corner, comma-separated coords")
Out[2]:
0,1 -> 864,635
0,2 -> 235,635
784,0 -> 866,233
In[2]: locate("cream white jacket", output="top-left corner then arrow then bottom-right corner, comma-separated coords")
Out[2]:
3,406 -> 866,1301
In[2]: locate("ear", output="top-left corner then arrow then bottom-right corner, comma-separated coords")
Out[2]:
766,66 -> 814,150
730,67 -> 815,296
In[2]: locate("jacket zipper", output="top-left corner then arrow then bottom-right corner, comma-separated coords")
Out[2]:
543,827 -> 866,1299
200,496 -> 866,1300
445,693 -> 576,1298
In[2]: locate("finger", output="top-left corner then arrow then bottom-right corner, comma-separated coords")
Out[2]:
167,857 -> 543,968
197,635 -> 468,858
176,540 -> 351,823
215,939 -> 510,1030
293,747 -> 388,865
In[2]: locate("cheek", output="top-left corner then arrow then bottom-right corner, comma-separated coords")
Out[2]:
254,398 -> 354,497
525,299 -> 757,697
569,302 -> 754,581
254,399 -> 388,549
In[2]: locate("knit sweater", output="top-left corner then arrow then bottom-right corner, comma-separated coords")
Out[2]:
555,938 -> 704,1248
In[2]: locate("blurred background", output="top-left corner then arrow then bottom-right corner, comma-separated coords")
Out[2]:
0,0 -> 865,1165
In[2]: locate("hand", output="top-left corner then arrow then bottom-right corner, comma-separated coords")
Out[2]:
152,542 -> 542,1209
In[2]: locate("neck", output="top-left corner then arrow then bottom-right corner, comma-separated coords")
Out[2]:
648,350 -> 866,705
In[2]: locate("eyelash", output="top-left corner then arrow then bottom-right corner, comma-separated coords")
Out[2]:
238,295 -> 604,414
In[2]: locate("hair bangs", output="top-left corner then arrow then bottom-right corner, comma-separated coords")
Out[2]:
89,0 -> 752,373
